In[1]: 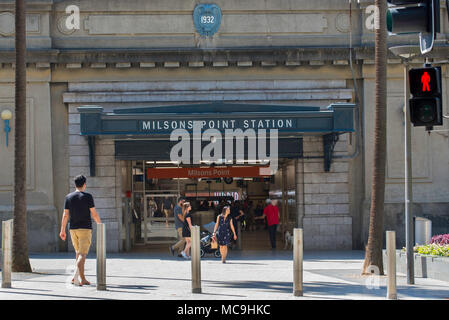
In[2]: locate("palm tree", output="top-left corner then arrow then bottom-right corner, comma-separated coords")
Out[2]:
362,0 -> 387,275
12,0 -> 32,272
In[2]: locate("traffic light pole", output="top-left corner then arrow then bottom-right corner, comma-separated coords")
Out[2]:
403,59 -> 415,285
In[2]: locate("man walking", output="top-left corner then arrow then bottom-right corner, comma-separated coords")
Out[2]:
169,197 -> 186,257
59,175 -> 102,286
262,199 -> 279,249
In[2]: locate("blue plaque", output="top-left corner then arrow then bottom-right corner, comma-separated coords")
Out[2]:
193,4 -> 222,37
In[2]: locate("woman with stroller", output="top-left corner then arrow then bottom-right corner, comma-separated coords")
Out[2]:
181,202 -> 193,259
212,206 -> 237,263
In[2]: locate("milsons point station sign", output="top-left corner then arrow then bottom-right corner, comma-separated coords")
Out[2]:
78,102 -> 355,176
141,118 -> 295,132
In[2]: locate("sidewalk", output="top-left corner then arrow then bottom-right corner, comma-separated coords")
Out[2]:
0,250 -> 448,300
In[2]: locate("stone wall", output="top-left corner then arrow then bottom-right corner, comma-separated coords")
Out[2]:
68,105 -> 122,253
0,70 -> 58,252
0,0 -> 447,254
361,64 -> 449,249
301,135 -> 353,250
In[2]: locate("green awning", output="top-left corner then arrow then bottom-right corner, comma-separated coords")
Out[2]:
78,102 -> 355,137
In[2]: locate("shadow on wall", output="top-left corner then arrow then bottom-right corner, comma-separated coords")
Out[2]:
384,203 -> 449,248
361,202 -> 449,250
0,209 -> 59,253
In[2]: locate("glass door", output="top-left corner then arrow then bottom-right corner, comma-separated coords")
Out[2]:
142,193 -> 179,244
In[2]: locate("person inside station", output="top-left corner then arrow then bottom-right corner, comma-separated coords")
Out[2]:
162,196 -> 173,227
245,200 -> 256,232
199,200 -> 209,211
255,199 -> 280,249
147,197 -> 157,218
230,200 -> 245,247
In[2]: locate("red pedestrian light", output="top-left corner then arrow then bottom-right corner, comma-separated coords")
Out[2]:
409,66 -> 443,128
421,71 -> 431,92
410,67 -> 440,97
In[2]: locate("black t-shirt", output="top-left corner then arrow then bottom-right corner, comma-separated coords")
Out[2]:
163,199 -> 172,209
230,206 -> 240,219
64,191 -> 95,230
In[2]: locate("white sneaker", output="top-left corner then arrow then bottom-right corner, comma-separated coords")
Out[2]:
181,251 -> 188,259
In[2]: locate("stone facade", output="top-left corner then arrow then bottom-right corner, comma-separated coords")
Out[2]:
65,77 -> 353,252
0,0 -> 448,252
300,136 -> 353,250
67,108 -> 121,252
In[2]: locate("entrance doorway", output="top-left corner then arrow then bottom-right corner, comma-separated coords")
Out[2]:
125,159 -> 296,252
142,193 -> 178,244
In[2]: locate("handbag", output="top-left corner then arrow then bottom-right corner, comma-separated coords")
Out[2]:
211,237 -> 218,249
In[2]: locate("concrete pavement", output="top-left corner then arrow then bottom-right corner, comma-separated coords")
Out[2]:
0,250 -> 449,300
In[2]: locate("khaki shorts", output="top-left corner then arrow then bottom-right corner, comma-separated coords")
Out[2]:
70,229 -> 92,255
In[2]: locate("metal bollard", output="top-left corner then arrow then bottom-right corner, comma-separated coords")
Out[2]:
293,228 -> 303,297
191,225 -> 202,294
386,231 -> 397,300
96,223 -> 106,291
2,220 -> 13,288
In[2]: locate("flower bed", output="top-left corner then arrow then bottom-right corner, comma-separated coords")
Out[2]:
431,234 -> 449,246
385,250 -> 449,282
414,244 -> 449,257
390,234 -> 449,282
405,234 -> 449,258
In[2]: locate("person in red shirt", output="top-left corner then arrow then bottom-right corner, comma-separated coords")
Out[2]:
257,199 -> 280,249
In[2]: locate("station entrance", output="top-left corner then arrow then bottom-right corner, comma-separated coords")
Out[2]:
124,159 -> 295,252
78,102 -> 356,253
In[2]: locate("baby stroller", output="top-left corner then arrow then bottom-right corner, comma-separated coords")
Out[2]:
200,222 -> 221,258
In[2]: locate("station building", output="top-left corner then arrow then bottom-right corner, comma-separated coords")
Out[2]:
0,0 -> 448,253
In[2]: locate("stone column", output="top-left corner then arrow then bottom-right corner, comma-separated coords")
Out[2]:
302,136 -> 352,250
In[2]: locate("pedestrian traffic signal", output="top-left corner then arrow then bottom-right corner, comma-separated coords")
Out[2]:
409,67 -> 443,127
387,0 -> 440,54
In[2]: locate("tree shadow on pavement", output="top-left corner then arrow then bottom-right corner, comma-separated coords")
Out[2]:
105,283 -> 157,294
196,292 -> 247,298
207,280 -> 293,293
0,290 -> 108,300
303,281 -> 449,300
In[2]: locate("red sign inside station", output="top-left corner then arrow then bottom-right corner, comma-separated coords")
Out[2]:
147,166 -> 272,179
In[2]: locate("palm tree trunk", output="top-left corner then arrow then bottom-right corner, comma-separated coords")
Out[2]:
13,0 -> 32,273
362,0 -> 387,275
